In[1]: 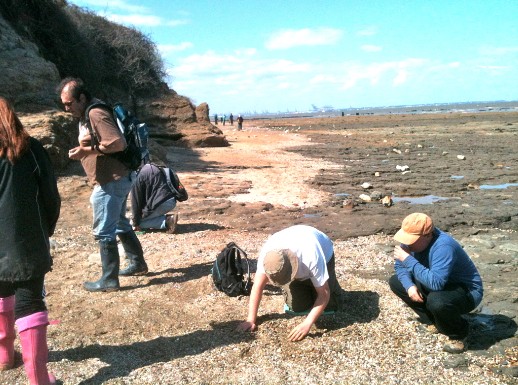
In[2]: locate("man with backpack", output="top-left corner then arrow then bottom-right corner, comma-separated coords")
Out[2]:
237,225 -> 344,341
58,77 -> 149,291
130,163 -> 180,234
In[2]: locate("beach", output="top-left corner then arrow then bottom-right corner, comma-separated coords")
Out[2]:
2,111 -> 517,384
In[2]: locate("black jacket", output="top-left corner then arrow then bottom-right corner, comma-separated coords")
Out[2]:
0,138 -> 61,281
130,164 -> 176,226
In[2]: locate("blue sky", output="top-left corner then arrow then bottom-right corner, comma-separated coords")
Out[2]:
66,0 -> 518,115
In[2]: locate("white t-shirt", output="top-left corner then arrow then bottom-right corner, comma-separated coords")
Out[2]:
256,225 -> 334,287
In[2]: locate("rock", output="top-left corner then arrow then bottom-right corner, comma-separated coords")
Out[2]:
396,165 -> 410,171
374,172 -> 380,177
137,92 -> 229,148
20,111 -> 77,170
0,15 -> 60,111
370,191 -> 383,200
499,243 -> 518,253
457,155 -> 466,160
342,199 -> 354,209
359,194 -> 371,202
195,102 -> 211,123
361,182 -> 373,189
382,196 -> 393,207
392,148 -> 402,154
443,355 -> 469,369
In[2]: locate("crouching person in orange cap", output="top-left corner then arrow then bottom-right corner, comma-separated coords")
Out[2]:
389,213 -> 483,354
237,225 -> 343,341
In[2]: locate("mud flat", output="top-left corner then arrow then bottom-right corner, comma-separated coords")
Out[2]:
2,111 -> 516,384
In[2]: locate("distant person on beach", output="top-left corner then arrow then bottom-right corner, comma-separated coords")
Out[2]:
214,113 -> 218,125
58,77 -> 148,291
389,213 -> 483,354
223,114 -> 226,125
229,113 -> 234,125
130,163 -> 179,236
237,114 -> 243,130
237,225 -> 343,341
0,97 -> 60,384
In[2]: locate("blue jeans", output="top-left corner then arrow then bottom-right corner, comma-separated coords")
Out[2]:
90,173 -> 134,242
139,197 -> 176,230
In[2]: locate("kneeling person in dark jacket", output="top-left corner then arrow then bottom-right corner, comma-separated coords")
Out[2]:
130,163 -> 179,234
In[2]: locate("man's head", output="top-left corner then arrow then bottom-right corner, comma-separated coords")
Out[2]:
394,213 -> 434,251
263,249 -> 298,286
57,77 -> 91,118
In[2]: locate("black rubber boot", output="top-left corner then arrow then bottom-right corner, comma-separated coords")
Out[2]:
84,240 -> 120,292
118,231 -> 148,276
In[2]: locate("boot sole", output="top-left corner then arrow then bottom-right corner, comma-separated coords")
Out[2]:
83,285 -> 120,292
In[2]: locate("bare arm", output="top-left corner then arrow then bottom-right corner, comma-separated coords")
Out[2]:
237,272 -> 269,332
287,281 -> 330,342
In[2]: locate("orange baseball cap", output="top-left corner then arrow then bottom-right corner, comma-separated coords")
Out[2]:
394,213 -> 434,245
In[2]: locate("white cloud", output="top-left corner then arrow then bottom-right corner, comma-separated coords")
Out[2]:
478,65 -> 511,69
361,45 -> 382,52
159,42 -> 193,54
167,19 -> 189,27
357,26 -> 378,36
74,0 -> 148,13
107,14 -> 161,26
265,28 -> 343,50
339,58 -> 428,89
479,46 -> 518,56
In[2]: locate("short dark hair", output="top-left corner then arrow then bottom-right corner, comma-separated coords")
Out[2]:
56,77 -> 91,102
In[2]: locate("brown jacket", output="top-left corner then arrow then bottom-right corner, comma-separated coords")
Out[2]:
78,101 -> 129,185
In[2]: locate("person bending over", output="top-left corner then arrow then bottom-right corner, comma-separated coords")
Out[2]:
237,225 -> 343,341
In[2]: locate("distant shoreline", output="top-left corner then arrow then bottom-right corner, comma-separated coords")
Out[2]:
243,100 -> 518,120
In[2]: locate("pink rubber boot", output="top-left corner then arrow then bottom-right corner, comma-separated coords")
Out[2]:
16,311 -> 56,385
0,296 -> 15,371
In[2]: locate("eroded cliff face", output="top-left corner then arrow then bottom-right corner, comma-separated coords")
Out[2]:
0,14 -> 228,171
0,15 -> 61,111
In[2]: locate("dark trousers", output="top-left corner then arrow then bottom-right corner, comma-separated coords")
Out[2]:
389,274 -> 475,339
283,255 -> 342,312
0,276 -> 47,319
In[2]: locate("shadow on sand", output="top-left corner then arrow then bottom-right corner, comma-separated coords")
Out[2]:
467,313 -> 517,351
120,261 -> 213,290
50,320 -> 254,384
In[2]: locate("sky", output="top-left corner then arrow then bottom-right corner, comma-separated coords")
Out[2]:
66,0 -> 518,115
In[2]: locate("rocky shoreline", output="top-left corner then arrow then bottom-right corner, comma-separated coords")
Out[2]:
1,112 -> 516,384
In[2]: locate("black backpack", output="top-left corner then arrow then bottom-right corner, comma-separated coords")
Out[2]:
212,242 -> 252,297
85,102 -> 149,170
159,165 -> 189,202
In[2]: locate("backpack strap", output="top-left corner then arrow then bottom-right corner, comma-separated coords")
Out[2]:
84,102 -> 113,155
229,243 -> 252,294
161,167 -> 176,193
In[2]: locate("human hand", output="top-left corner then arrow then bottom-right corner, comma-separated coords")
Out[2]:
68,146 -> 84,160
287,320 -> 312,342
407,285 -> 424,303
236,321 -> 256,332
393,245 -> 411,262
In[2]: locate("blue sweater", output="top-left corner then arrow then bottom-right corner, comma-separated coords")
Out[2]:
395,228 -> 483,307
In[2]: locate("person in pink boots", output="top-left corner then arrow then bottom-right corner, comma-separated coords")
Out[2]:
0,97 -> 61,384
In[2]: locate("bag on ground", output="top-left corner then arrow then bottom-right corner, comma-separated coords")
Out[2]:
212,242 -> 252,296
85,102 -> 149,170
